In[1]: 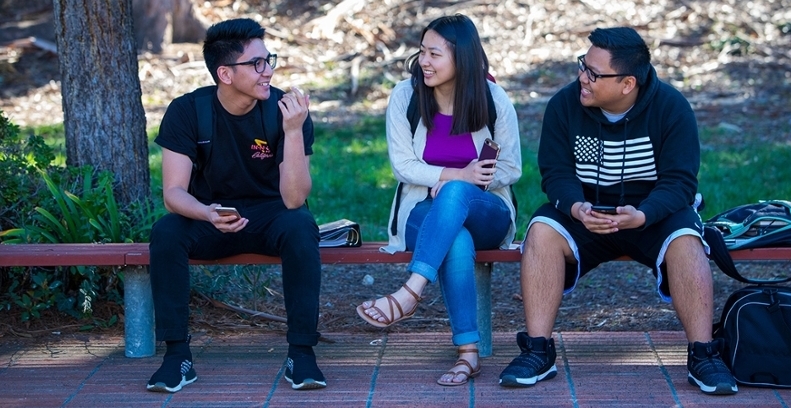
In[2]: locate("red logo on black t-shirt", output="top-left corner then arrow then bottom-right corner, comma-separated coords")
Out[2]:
251,139 -> 273,160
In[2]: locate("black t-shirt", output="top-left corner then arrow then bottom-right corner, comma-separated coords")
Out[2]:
155,86 -> 314,204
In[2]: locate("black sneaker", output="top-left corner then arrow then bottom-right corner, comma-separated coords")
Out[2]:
687,339 -> 738,395
499,332 -> 558,387
284,353 -> 327,390
147,341 -> 197,393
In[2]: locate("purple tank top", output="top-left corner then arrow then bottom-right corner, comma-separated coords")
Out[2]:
422,113 -> 476,169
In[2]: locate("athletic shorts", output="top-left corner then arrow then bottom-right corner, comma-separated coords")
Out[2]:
523,203 -> 710,302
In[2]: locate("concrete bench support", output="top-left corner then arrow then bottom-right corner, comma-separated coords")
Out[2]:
123,266 -> 155,358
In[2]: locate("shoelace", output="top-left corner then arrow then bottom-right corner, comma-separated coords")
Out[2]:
515,347 -> 547,370
692,352 -> 728,375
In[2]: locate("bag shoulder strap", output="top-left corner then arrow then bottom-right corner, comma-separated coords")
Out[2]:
704,226 -> 791,284
259,86 -> 283,144
194,86 -> 216,171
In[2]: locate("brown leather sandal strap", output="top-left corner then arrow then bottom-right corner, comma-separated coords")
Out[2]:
369,303 -> 391,325
385,294 -> 403,323
451,358 -> 475,374
457,345 -> 479,355
401,284 -> 422,302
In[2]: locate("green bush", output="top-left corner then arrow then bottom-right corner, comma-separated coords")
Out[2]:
0,109 -> 56,231
0,111 -> 164,323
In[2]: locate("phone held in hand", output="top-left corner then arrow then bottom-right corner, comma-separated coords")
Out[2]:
477,138 -> 501,190
478,138 -> 500,168
215,206 -> 241,220
591,205 -> 617,215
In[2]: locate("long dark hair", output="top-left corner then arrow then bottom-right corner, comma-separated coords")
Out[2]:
405,14 -> 490,135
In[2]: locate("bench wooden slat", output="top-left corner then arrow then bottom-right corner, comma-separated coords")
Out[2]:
729,247 -> 791,261
0,243 -> 129,267
2,243 -> 790,267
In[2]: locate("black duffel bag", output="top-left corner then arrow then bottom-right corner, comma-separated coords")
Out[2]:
702,220 -> 791,388
713,285 -> 791,388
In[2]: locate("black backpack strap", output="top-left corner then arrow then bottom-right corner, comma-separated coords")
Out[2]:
258,87 -> 282,144
194,86 -> 216,172
484,85 -> 496,136
407,91 -> 421,136
704,226 -> 791,284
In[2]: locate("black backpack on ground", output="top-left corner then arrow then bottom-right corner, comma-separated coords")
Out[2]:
702,210 -> 791,388
713,285 -> 791,388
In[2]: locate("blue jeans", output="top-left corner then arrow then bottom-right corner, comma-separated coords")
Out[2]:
405,180 -> 511,345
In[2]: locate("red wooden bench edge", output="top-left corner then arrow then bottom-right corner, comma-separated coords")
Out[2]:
1,243 -> 790,267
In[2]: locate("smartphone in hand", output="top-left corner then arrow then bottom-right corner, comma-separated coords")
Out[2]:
591,205 -> 617,215
215,206 -> 241,220
478,138 -> 501,190
478,138 -> 501,168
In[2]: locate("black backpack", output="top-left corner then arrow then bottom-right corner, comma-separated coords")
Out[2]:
705,200 -> 791,250
702,211 -> 791,388
713,285 -> 791,388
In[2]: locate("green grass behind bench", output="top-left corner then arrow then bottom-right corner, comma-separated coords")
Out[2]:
34,117 -> 791,243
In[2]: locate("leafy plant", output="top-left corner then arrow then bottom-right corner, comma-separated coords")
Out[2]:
0,109 -> 56,231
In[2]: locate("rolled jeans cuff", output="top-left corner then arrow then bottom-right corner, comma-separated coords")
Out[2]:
408,260 -> 438,283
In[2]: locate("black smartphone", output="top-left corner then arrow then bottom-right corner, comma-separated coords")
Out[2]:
479,138 -> 500,168
215,206 -> 241,219
591,205 -> 617,215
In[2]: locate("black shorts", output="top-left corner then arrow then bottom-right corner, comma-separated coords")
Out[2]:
525,203 -> 708,301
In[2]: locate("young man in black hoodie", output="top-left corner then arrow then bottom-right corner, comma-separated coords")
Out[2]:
499,27 -> 737,395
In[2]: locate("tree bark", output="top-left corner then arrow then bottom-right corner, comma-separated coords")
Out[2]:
52,0 -> 150,205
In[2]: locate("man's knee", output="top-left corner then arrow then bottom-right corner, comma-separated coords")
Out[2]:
150,214 -> 190,253
666,234 -> 711,274
277,208 -> 319,243
523,222 -> 569,256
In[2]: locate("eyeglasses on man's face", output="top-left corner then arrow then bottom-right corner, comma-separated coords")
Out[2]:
577,55 -> 627,83
225,54 -> 277,73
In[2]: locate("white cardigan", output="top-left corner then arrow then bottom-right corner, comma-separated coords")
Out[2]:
380,79 -> 523,254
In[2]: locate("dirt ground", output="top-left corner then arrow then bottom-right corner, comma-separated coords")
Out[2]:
1,0 -> 790,340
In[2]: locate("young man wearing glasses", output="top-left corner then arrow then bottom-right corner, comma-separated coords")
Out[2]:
499,27 -> 738,395
147,18 -> 326,392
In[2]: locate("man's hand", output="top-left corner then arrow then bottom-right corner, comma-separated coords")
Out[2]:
208,204 -> 248,233
279,86 -> 309,134
574,202 -> 646,234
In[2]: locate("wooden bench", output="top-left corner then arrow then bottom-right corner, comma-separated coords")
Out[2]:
1,243 -> 789,358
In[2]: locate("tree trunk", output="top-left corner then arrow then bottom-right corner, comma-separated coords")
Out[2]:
52,0 -> 150,205
132,0 -> 207,53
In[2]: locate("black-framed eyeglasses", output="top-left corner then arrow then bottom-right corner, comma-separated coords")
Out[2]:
577,55 -> 627,83
225,54 -> 277,73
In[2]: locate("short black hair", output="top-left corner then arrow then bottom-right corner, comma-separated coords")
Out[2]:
588,27 -> 651,87
203,18 -> 265,83
405,14 -> 490,135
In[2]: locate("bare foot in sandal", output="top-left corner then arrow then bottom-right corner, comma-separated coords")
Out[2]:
437,345 -> 480,386
356,274 -> 426,328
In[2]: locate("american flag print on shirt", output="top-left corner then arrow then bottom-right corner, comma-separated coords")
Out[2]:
574,135 -> 657,186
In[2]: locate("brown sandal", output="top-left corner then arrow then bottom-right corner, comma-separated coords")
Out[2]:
356,284 -> 422,328
437,345 -> 481,386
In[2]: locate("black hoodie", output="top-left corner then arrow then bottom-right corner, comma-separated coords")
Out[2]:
537,66 -> 699,228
